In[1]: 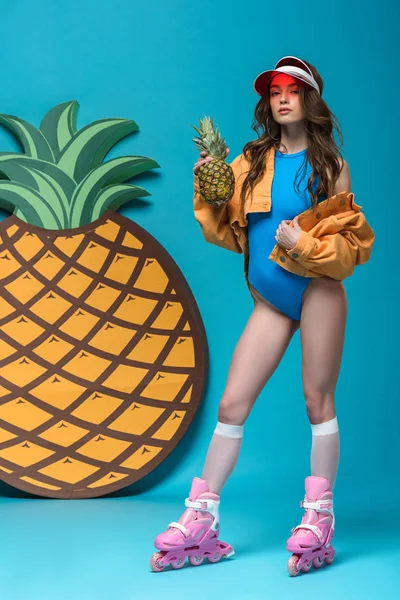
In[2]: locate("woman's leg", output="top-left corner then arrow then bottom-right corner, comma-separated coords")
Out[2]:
300,277 -> 348,489
153,290 -> 299,556
202,286 -> 299,493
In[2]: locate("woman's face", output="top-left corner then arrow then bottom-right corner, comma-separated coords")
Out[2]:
269,73 -> 305,124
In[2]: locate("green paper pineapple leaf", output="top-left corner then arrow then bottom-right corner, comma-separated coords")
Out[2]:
0,100 -> 159,228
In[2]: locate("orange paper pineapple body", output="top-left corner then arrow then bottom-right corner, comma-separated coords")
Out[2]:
0,102 -> 207,498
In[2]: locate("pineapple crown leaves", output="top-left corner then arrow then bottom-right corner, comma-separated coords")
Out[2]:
191,115 -> 228,160
0,100 -> 160,229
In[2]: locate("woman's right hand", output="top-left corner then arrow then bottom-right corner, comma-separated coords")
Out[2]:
193,148 -> 230,175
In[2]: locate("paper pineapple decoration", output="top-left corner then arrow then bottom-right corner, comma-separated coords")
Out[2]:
0,101 -> 208,498
191,116 -> 235,206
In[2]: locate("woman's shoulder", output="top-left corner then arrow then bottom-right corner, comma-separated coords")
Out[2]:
229,145 -> 274,166
228,152 -> 252,172
228,152 -> 245,166
330,156 -> 351,195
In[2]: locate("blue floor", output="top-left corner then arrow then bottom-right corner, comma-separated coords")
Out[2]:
0,482 -> 398,600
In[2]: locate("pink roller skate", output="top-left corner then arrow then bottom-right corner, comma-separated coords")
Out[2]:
150,476 -> 235,571
286,475 -> 336,576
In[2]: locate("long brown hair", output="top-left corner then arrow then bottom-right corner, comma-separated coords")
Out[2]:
239,59 -> 345,222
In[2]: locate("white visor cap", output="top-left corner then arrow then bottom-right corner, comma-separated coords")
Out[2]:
253,56 -> 321,96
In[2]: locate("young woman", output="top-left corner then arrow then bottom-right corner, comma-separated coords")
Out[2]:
151,56 -> 366,575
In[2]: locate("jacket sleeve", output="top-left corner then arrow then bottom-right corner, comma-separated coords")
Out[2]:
286,211 -> 375,280
193,155 -> 243,254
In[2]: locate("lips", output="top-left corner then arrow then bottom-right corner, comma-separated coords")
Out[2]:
279,109 -> 292,114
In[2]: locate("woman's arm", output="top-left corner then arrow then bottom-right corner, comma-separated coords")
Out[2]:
333,158 -> 351,194
286,212 -> 375,280
193,154 -> 244,254
286,158 -> 376,281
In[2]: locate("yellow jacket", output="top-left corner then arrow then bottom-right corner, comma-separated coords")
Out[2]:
193,146 -> 375,288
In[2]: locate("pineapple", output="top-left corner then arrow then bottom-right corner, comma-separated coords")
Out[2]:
191,116 -> 235,206
0,101 -> 208,499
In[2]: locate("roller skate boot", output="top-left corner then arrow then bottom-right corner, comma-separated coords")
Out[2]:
286,475 -> 335,576
150,476 -> 234,571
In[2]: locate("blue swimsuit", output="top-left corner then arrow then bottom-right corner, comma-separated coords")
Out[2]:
247,148 -> 326,320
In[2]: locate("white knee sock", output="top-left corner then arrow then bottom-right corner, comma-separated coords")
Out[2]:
201,421 -> 244,495
310,416 -> 340,489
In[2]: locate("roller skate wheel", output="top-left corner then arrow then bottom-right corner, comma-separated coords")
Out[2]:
287,555 -> 300,576
325,549 -> 336,565
207,551 -> 222,563
189,555 -> 204,566
150,552 -> 166,572
170,557 -> 186,569
301,560 -> 312,573
312,556 -> 324,569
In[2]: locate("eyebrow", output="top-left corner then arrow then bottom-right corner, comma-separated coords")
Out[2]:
270,83 -> 299,89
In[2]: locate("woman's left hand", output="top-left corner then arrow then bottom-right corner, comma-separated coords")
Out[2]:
275,215 -> 302,251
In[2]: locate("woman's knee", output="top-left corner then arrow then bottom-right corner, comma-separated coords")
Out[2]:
304,389 -> 335,423
218,394 -> 250,426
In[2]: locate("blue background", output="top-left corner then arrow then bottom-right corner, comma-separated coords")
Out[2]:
0,1 -> 398,598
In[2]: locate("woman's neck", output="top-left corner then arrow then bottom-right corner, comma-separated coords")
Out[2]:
278,123 -> 308,154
